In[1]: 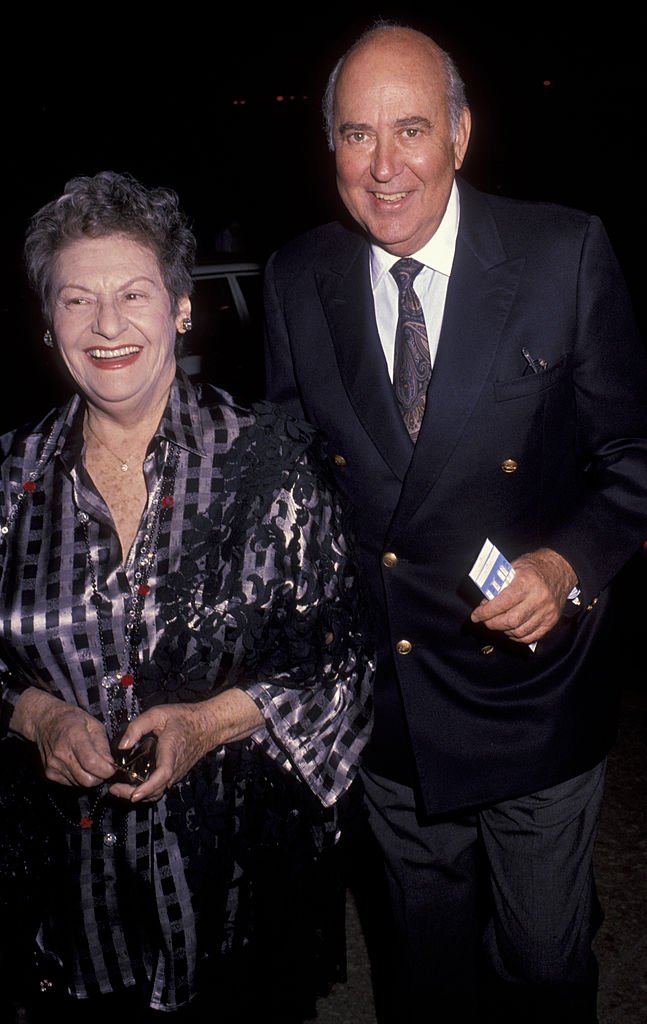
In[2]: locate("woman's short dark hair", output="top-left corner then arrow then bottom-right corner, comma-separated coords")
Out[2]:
24,170 -> 197,320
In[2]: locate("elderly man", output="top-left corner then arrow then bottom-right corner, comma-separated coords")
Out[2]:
263,21 -> 647,1023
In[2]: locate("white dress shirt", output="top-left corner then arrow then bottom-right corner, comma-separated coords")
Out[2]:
370,180 -> 460,380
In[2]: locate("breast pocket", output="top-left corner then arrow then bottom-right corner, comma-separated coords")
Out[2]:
494,353 -> 570,403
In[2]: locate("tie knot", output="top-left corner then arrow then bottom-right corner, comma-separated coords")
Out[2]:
390,257 -> 424,292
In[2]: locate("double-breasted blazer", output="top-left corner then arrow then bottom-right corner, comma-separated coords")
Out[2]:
263,177 -> 647,815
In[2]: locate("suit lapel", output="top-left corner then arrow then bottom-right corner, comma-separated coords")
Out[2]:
390,184 -> 526,533
316,237 -> 413,479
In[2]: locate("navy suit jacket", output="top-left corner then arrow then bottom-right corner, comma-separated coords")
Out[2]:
263,178 -> 647,815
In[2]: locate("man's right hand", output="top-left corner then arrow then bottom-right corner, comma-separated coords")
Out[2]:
470,547 -> 577,645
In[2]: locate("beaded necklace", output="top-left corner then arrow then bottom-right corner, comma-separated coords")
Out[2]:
77,440 -> 179,738
0,419 -> 60,541
46,785 -> 120,845
50,440 -> 180,847
57,440 -> 180,846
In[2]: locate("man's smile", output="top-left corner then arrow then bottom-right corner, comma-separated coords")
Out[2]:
372,191 -> 411,202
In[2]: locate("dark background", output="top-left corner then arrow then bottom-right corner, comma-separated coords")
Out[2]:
2,7 -> 646,431
2,22 -> 646,1012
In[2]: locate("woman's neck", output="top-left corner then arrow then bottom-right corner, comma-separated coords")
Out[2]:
84,386 -> 171,456
83,389 -> 173,561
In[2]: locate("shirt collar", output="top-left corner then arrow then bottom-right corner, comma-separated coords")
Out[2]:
54,368 -> 206,476
370,179 -> 460,289
156,369 -> 207,458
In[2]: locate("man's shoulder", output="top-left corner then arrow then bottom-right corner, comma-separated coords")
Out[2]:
459,178 -> 598,247
269,221 -> 365,273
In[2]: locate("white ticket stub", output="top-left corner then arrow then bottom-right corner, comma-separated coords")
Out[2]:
469,538 -> 537,651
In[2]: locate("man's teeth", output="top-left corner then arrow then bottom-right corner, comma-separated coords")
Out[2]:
88,346 -> 140,359
375,192 -> 408,202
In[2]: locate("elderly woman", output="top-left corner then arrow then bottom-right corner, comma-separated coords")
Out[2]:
0,171 -> 373,1023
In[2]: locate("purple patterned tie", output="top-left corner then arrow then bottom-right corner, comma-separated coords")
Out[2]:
390,258 -> 431,442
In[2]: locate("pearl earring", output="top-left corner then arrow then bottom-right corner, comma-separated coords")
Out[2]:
43,329 -> 54,348
182,317 -> 193,332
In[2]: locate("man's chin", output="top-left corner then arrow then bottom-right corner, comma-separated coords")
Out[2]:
360,216 -> 425,256
368,233 -> 420,257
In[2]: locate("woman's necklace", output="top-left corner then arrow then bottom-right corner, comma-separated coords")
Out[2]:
64,439 -> 180,846
46,785 -> 122,846
85,416 -> 131,472
0,419 -> 59,541
78,439 -> 180,736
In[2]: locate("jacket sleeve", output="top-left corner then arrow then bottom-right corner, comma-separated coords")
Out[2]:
541,215 -> 647,602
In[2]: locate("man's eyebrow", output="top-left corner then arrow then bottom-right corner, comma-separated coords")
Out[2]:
394,116 -> 433,129
337,116 -> 433,135
337,121 -> 373,135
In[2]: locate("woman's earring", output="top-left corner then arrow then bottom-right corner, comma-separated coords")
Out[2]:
43,329 -> 54,348
181,317 -> 193,332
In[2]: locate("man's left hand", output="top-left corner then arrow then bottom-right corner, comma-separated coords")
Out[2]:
470,547 -> 577,645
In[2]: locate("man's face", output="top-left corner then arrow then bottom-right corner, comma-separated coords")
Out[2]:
333,30 -> 470,256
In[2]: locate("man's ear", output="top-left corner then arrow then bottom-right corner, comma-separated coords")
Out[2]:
454,106 -> 471,170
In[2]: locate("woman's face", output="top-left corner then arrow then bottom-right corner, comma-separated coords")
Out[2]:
50,233 -> 190,417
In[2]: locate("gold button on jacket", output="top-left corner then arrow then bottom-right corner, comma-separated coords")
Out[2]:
383,552 -> 398,568
396,640 -> 412,655
501,458 -> 519,474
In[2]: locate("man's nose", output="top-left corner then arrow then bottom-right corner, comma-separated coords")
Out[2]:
370,136 -> 402,181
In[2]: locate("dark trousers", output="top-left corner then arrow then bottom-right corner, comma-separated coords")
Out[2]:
356,760 -> 606,1024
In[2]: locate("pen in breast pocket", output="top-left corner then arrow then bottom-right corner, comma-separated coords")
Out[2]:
522,347 -> 548,374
